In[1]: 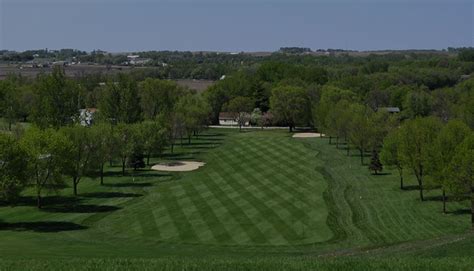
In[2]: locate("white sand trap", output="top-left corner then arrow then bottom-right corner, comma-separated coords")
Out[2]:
292,132 -> 325,138
151,161 -> 205,172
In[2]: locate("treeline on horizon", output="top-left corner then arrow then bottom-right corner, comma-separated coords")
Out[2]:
1,47 -> 474,81
0,49 -> 473,226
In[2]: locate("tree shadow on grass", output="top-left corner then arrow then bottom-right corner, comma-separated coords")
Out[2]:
80,192 -> 143,199
196,133 -> 226,138
449,209 -> 470,215
102,182 -> 153,188
162,152 -> 201,159
402,185 -> 420,191
42,204 -> 121,213
371,172 -> 391,176
103,171 -> 125,177
0,196 -> 81,208
185,141 -> 223,146
424,195 -> 444,202
0,221 -> 87,232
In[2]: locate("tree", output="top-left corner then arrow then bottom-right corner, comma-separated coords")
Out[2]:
0,80 -> 21,130
348,104 -> 374,165
446,134 -> 474,227
398,117 -> 443,201
140,120 -> 169,165
30,66 -> 80,128
139,78 -> 181,119
381,130 -> 404,189
174,94 -> 210,142
89,123 -> 115,185
429,120 -> 471,213
326,100 -> 352,149
0,134 -> 28,203
98,74 -> 142,124
369,150 -> 383,175
224,96 -> 254,131
21,128 -> 71,208
114,124 -> 137,176
403,88 -> 433,119
315,85 -> 356,139
270,85 -> 309,132
61,126 -> 95,196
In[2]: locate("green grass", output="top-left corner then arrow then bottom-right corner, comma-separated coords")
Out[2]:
0,129 -> 472,269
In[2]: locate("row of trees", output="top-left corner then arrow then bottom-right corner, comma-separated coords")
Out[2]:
381,118 -> 473,215
0,120 -> 169,208
1,69 -> 211,208
313,89 -> 473,225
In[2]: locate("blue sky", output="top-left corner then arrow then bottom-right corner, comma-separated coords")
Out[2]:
1,0 -> 472,52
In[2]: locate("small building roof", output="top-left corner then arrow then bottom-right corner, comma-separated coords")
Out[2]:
219,112 -> 237,120
378,107 -> 400,113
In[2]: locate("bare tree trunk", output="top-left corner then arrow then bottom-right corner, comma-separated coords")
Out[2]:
418,167 -> 424,201
398,168 -> 404,190
329,136 -> 332,144
471,187 -> 473,228
359,149 -> 364,165
73,177 -> 78,196
100,164 -> 104,185
122,159 -> 126,176
336,137 -> 339,149
37,191 -> 42,209
442,189 -> 447,214
147,153 -> 150,166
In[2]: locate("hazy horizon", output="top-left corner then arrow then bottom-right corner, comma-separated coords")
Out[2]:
1,0 -> 472,52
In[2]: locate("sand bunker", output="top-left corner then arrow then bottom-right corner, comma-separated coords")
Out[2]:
151,161 -> 205,172
292,132 -> 325,138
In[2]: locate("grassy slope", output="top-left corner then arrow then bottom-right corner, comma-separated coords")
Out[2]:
0,129 -> 472,269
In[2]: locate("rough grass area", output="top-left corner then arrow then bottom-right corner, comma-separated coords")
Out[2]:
1,257 -> 473,271
0,129 -> 472,268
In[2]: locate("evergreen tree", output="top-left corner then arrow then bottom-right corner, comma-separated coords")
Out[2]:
369,150 -> 383,175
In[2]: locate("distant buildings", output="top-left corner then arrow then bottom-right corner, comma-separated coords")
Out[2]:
126,55 -> 151,65
219,112 -> 250,126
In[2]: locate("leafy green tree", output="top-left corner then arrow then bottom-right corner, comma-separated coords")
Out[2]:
114,123 -> 138,175
0,80 -> 22,130
458,48 -> 474,62
270,85 -> 309,132
140,120 -> 169,165
223,96 -> 254,131
89,123 -> 115,185
99,74 -> 142,124
348,104 -> 374,165
315,85 -> 356,138
30,66 -> 80,128
380,130 -> 405,189
403,88 -> 433,119
398,117 -> 443,201
61,126 -> 95,196
21,128 -> 72,208
429,120 -> 471,213
0,134 -> 28,203
369,110 -> 398,151
446,133 -> 474,227
174,94 -> 210,142
139,79 -> 181,119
